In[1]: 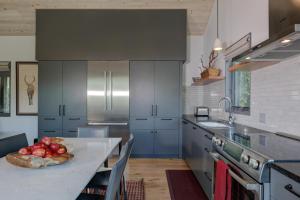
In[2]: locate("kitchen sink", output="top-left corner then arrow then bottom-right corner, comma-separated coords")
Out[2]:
197,121 -> 230,128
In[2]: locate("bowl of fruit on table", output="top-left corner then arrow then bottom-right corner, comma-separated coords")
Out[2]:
6,137 -> 74,168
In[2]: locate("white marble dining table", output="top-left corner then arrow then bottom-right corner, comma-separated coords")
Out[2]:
0,137 -> 121,200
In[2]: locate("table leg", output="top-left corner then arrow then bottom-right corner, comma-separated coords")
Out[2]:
119,142 -> 122,155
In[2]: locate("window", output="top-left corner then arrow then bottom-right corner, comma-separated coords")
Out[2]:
226,61 -> 251,115
0,62 -> 11,116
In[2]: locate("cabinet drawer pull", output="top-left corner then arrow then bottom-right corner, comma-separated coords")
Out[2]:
192,127 -> 197,130
161,118 -> 172,121
44,118 -> 55,120
69,118 -> 80,121
205,134 -> 213,140
68,130 -> 77,133
285,184 -> 300,198
204,172 -> 212,182
135,118 -> 147,121
43,130 -> 56,133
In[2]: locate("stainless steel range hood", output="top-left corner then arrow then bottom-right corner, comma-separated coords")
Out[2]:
232,0 -> 300,64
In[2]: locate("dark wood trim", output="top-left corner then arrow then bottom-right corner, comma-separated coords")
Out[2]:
16,61 -> 38,116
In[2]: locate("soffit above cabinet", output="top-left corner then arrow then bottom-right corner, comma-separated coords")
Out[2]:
0,0 -> 214,36
36,9 -> 187,60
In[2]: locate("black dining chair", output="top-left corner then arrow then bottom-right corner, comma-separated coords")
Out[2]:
0,133 -> 28,158
85,134 -> 134,200
77,139 -> 131,200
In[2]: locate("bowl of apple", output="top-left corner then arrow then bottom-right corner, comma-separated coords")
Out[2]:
6,137 -> 74,168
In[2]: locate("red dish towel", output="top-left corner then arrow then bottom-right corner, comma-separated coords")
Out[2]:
214,160 -> 232,200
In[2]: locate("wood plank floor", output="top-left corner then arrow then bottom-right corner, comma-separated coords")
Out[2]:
124,158 -> 189,200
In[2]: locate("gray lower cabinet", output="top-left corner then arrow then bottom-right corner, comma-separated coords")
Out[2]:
192,125 -> 203,180
38,61 -> 87,138
182,120 -> 213,199
131,130 -> 154,155
200,128 -> 213,198
130,61 -> 181,157
271,168 -> 300,200
155,130 -> 179,156
182,121 -> 188,158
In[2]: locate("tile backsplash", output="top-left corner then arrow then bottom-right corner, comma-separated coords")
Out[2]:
184,55 -> 300,137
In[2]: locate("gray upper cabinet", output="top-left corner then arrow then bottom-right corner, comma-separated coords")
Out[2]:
38,61 -> 63,116
155,61 -> 180,117
36,10 -> 186,61
62,61 -> 87,116
38,61 -> 87,138
130,61 -> 155,117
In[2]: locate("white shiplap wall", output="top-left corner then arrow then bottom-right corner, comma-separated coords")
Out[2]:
182,35 -> 205,114
187,0 -> 300,137
196,56 -> 300,136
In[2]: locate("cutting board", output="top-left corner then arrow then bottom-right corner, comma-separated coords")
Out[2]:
6,152 -> 74,168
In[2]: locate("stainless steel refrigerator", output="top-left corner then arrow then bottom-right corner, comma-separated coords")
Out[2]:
87,61 -> 129,142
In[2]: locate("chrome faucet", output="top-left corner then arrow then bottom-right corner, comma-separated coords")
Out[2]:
219,97 -> 234,125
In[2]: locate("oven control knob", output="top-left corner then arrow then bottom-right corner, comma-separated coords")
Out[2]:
241,154 -> 250,164
215,138 -> 223,146
249,158 -> 260,170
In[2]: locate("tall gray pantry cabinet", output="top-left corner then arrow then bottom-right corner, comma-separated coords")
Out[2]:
130,61 -> 181,157
38,61 -> 87,138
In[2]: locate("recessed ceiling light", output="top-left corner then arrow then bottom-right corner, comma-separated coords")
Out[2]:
281,39 -> 291,44
245,57 -> 251,60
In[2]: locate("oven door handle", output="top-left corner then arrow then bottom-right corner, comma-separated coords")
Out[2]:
228,169 -> 260,192
209,152 -> 260,192
209,152 -> 220,162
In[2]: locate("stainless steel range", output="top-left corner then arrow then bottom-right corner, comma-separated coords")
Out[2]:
210,129 -> 300,200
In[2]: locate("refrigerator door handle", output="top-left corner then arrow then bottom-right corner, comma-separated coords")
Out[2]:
104,71 -> 107,110
109,71 -> 112,110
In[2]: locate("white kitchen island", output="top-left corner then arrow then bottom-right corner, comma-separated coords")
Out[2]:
0,137 -> 121,200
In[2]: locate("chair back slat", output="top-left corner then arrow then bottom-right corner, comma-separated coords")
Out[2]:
0,133 -> 28,158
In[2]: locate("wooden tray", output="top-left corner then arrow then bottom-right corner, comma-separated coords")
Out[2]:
6,152 -> 74,169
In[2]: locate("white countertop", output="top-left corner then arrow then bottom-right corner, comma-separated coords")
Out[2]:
0,137 -> 121,200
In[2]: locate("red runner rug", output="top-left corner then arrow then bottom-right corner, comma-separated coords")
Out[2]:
166,170 -> 208,200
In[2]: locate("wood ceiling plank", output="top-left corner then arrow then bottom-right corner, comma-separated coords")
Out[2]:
0,0 -> 214,35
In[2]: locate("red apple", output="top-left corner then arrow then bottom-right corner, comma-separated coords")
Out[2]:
31,143 -> 44,151
44,149 -> 53,158
41,136 -> 51,146
52,153 -> 59,157
32,148 -> 46,157
18,147 -> 31,155
57,146 -> 67,154
49,143 -> 60,151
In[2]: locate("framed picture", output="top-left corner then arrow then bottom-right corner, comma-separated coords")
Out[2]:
16,62 -> 38,115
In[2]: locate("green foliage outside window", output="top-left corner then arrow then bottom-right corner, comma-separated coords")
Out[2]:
232,71 -> 251,109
